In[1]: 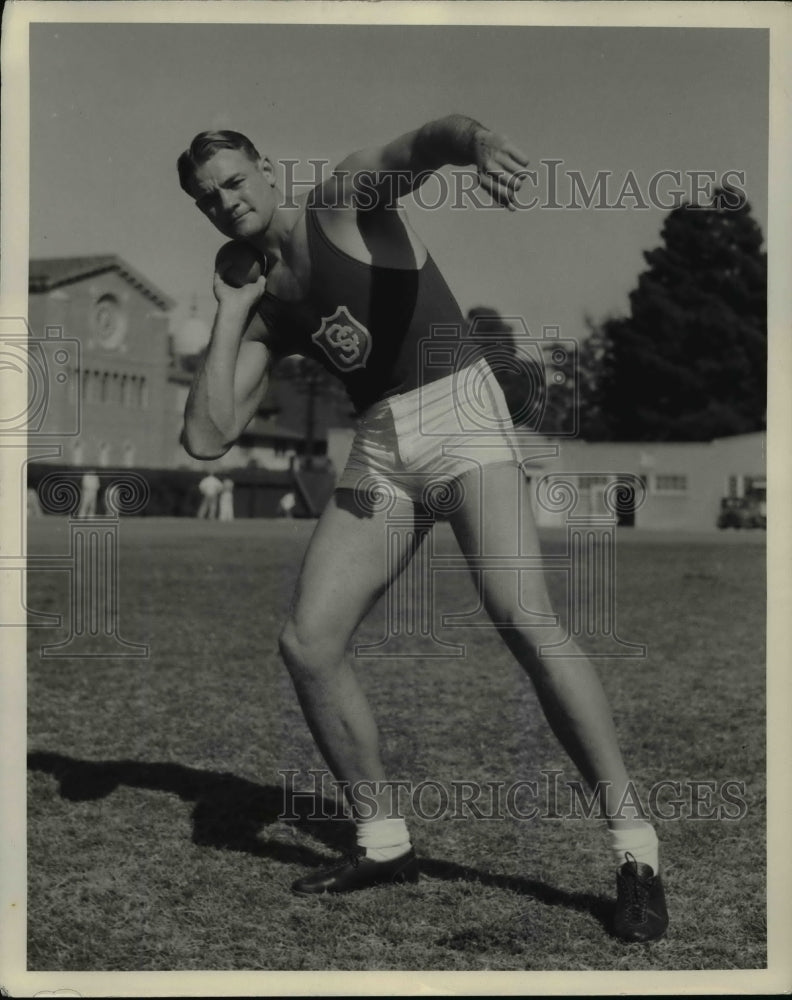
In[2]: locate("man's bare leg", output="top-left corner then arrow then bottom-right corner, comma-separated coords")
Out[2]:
279,489 -> 426,888
447,461 -> 668,940
448,461 -> 647,829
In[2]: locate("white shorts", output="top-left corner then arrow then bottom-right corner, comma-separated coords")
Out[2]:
336,357 -> 521,511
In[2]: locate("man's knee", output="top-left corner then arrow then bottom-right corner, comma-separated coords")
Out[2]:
278,618 -> 308,669
278,616 -> 344,678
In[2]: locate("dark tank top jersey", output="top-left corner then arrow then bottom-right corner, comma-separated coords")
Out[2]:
257,188 -> 471,414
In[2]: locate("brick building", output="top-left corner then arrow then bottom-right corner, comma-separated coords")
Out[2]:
29,255 -> 175,469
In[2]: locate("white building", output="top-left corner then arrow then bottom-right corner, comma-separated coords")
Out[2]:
326,427 -> 766,532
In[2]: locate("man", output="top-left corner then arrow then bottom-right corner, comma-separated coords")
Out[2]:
218,476 -> 235,521
78,469 -> 100,518
278,491 -> 296,519
177,116 -> 668,942
196,470 -> 223,519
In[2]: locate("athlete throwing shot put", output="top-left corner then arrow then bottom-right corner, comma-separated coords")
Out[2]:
177,114 -> 668,942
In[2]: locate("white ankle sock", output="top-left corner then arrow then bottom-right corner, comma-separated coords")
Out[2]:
355,818 -> 412,862
608,823 -> 659,874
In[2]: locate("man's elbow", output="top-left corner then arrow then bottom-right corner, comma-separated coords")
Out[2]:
179,425 -> 231,462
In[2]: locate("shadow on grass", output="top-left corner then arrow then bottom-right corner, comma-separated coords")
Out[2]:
29,750 -> 612,932
28,749 -> 352,865
419,856 -> 613,933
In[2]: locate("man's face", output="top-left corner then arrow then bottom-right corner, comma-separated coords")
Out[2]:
188,148 -> 276,240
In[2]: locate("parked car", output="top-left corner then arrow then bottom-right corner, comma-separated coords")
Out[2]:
717,495 -> 766,530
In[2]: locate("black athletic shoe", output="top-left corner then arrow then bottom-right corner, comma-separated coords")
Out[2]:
291,847 -> 419,895
614,852 -> 669,942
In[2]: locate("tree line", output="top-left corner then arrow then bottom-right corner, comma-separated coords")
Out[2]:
493,185 -> 767,442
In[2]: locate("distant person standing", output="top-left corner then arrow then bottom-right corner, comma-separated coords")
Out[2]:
196,472 -> 223,519
78,470 -> 100,518
219,477 -> 235,521
278,491 -> 296,519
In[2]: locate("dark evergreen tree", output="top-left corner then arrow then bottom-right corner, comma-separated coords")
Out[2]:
582,186 -> 766,441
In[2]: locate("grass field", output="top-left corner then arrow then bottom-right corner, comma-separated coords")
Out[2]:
26,517 -> 766,972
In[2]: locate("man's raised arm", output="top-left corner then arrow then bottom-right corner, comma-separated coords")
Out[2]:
181,269 -> 272,460
333,113 -> 531,210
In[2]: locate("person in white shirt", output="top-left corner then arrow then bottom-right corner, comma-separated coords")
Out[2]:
196,472 -> 223,519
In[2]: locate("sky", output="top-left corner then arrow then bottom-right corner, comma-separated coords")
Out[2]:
29,22 -> 768,351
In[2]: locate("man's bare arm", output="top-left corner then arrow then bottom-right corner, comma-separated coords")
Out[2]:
332,113 -> 531,210
181,271 -> 273,460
